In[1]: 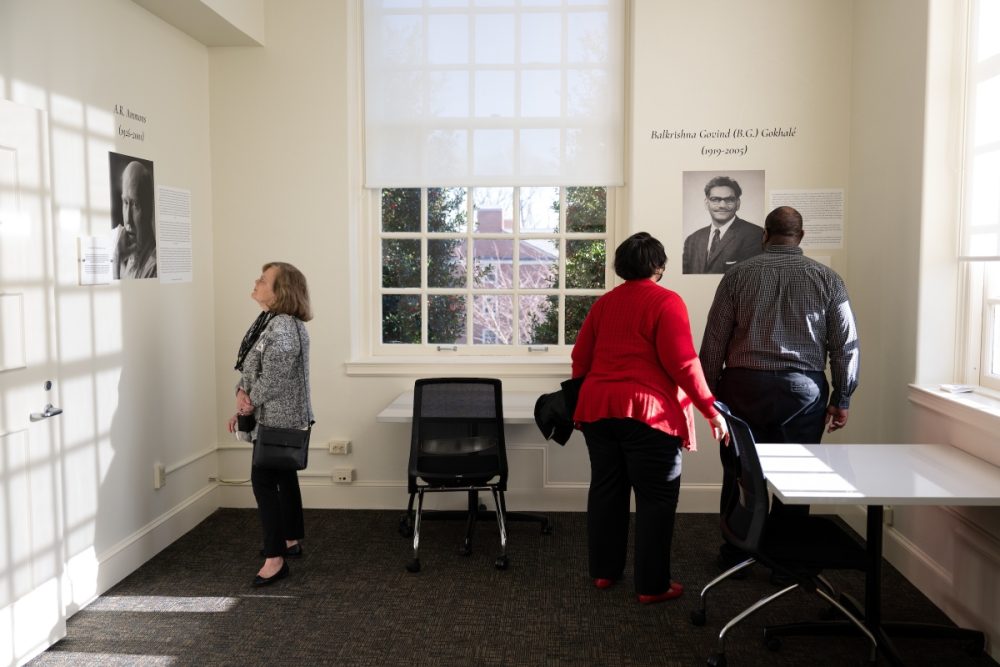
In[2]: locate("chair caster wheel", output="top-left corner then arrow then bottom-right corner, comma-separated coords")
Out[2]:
494,555 -> 509,570
398,517 -> 413,538
707,653 -> 726,667
541,522 -> 553,535
458,544 -> 472,556
690,609 -> 706,626
405,558 -> 421,573
765,636 -> 781,652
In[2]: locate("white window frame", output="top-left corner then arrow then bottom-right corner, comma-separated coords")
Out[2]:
376,186 -> 612,354
959,0 -> 1000,391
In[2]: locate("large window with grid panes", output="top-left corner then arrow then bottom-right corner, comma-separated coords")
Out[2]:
378,186 -> 611,353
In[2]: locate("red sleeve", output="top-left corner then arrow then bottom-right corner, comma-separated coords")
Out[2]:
571,303 -> 597,379
655,293 -> 718,418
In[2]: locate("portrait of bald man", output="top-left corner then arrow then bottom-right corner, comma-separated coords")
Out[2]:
109,152 -> 157,280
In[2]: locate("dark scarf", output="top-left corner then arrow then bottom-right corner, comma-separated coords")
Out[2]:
235,311 -> 276,371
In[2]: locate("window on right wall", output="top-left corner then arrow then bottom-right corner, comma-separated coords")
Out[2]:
959,0 -> 1000,390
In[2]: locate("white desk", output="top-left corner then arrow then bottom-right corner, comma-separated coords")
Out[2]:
376,390 -> 540,424
757,443 -> 1000,664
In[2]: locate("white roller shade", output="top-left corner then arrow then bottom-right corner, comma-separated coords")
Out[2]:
363,0 -> 625,188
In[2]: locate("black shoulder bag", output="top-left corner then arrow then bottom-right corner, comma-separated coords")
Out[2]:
252,321 -> 312,471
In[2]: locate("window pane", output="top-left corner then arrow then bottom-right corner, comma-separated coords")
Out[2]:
473,238 -> 512,288
381,188 -> 421,232
475,14 -> 515,64
565,295 -> 598,344
974,75 -> 1000,148
519,239 -> 558,288
520,186 -> 559,233
473,295 -> 513,344
565,186 -> 607,232
473,187 -> 514,232
428,187 -> 468,232
978,0 -> 1000,61
429,295 -> 467,344
520,295 -> 558,344
382,295 -> 421,344
382,239 -> 421,287
566,239 -> 605,288
992,304 -> 1000,376
428,239 -> 467,288
521,13 -> 561,64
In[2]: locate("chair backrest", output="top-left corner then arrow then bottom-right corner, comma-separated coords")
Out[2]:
408,378 -> 508,489
715,401 -> 770,554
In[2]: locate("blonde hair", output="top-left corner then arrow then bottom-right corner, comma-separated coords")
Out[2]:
263,261 -> 313,321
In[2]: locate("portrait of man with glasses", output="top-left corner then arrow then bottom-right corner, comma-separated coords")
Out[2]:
682,173 -> 765,274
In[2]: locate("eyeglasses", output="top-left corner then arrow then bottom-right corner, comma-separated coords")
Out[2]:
707,196 -> 738,205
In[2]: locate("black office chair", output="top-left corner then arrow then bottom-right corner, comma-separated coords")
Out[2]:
691,401 -> 877,667
400,378 -> 549,573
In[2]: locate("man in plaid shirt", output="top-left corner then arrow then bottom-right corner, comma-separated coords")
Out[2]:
700,206 -> 859,569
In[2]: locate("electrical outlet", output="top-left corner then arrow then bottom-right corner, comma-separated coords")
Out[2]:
333,467 -> 354,483
328,439 -> 351,455
154,463 -> 166,489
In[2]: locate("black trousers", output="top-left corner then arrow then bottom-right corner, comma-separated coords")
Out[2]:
717,368 -> 829,521
582,418 -> 683,595
251,465 -> 304,557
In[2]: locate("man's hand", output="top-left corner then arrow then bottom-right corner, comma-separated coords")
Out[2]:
826,406 -> 849,433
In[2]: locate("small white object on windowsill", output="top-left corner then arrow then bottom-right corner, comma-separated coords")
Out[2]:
939,384 -> 975,394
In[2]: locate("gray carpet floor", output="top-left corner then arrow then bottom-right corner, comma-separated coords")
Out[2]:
30,508 -> 997,666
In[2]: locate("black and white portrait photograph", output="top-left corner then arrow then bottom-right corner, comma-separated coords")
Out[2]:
681,169 -> 765,275
109,151 -> 157,280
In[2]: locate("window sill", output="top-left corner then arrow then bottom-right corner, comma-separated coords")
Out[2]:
908,384 -> 1000,465
344,356 -> 572,377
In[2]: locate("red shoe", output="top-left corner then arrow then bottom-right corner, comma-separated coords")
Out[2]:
594,578 -> 615,590
637,581 -> 684,604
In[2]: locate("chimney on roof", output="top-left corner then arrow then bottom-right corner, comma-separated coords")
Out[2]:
478,208 -> 503,232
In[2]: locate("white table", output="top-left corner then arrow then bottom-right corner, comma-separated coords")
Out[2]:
757,443 -> 1000,664
376,390 -> 541,424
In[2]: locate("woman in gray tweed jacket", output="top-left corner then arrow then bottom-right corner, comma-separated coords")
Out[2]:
227,261 -> 314,586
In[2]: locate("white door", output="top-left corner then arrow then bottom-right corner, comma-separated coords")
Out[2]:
0,98 -> 66,666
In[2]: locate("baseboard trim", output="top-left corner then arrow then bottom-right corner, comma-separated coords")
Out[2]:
64,484 -> 219,616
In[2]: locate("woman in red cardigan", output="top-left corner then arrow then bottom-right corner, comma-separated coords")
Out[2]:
572,232 -> 728,604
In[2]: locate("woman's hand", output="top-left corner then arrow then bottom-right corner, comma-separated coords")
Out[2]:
236,388 -> 253,415
227,413 -> 238,433
709,413 -> 730,445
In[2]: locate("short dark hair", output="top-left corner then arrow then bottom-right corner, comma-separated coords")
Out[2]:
614,232 -> 667,281
764,206 -> 804,238
704,175 -> 743,198
264,261 -> 313,321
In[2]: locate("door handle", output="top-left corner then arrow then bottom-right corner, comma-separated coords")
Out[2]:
30,403 -> 63,421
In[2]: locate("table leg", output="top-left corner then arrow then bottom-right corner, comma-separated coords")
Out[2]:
865,505 -> 883,629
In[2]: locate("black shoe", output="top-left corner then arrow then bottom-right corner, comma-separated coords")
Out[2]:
259,543 -> 303,558
253,561 -> 289,587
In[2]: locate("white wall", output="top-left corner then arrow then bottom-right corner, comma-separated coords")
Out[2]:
208,0 -> 858,514
0,0 -> 219,613
631,0 -> 854,487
